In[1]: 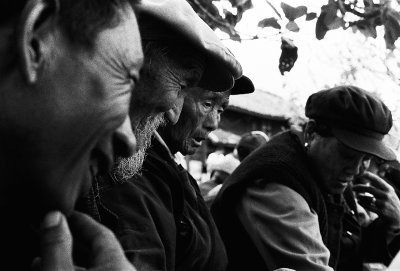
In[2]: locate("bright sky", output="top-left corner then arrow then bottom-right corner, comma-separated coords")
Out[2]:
214,0 -> 400,127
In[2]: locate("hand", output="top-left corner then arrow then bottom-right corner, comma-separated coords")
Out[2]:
33,211 -> 136,271
353,171 -> 400,232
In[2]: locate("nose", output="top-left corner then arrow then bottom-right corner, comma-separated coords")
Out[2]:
113,116 -> 136,158
204,110 -> 219,132
346,156 -> 369,176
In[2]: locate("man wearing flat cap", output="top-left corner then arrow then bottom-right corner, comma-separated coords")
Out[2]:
109,0 -> 250,179
212,85 -> 400,271
99,75 -> 254,271
78,0 -> 252,270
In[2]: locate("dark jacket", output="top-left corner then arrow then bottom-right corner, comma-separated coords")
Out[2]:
89,135 -> 227,271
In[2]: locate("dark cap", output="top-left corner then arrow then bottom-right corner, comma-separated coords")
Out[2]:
305,85 -> 396,161
236,131 -> 269,161
136,0 -> 249,93
230,75 -> 255,95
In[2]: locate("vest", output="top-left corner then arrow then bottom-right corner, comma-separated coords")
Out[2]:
211,131 -> 328,271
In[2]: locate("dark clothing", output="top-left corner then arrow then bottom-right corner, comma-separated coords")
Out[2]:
212,131 -> 396,271
90,135 -> 227,271
333,187 -> 397,271
0,213 -> 39,270
212,131 -> 329,271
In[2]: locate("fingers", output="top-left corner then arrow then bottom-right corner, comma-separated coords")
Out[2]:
361,172 -> 392,191
38,211 -> 74,271
67,211 -> 134,269
352,184 -> 385,199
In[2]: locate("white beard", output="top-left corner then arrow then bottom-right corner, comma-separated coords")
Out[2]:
113,113 -> 167,181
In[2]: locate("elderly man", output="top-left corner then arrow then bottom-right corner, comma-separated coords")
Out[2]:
0,0 -> 143,269
212,86 -> 400,271
110,0 -> 244,180
80,0 -> 244,213
80,0 -> 253,270
98,76 -> 254,271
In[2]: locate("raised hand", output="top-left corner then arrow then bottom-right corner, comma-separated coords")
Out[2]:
34,211 -> 136,271
353,171 -> 400,233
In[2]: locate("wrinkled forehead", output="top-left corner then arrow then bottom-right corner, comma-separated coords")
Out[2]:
186,87 -> 230,103
93,7 -> 143,76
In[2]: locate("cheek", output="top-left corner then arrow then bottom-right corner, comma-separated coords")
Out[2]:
146,73 -> 182,112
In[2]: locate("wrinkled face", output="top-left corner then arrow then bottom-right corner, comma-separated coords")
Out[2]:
307,134 -> 371,194
114,45 -> 206,179
2,7 -> 143,217
161,88 -> 230,155
130,44 -> 206,129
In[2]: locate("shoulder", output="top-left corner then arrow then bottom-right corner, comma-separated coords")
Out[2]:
243,182 -> 313,215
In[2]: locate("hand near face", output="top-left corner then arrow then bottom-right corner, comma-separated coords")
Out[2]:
353,171 -> 400,233
33,211 -> 136,271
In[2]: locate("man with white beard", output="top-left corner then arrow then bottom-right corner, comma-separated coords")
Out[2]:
76,0 -> 252,269
112,0 -> 246,179
77,0 -> 246,229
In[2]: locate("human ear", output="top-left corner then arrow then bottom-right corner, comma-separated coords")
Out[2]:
17,0 -> 59,84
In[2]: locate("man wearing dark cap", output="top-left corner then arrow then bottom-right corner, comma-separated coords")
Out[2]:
98,76 -> 254,271
211,85 -> 400,271
78,0 -> 252,270
111,0 -> 247,180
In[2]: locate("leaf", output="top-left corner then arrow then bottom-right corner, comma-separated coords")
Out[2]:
224,10 -> 239,26
322,3 -> 339,27
353,20 -> 377,38
315,3 -> 339,40
281,2 -> 307,21
258,17 -> 281,29
279,37 -> 298,75
187,0 -> 241,38
306,12 -> 317,21
286,21 -> 300,32
382,7 -> 400,49
316,13 -> 329,39
326,16 -> 344,30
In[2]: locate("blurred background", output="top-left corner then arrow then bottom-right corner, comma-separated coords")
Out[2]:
182,0 -> 400,180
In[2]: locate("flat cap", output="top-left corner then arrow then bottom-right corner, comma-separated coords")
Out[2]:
135,0 -> 246,93
305,85 -> 396,161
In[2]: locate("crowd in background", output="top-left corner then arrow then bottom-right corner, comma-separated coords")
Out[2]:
1,0 -> 400,271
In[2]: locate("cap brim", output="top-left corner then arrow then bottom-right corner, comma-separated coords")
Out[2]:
231,75 -> 255,95
332,127 -> 397,161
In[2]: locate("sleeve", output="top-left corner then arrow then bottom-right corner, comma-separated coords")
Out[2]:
361,217 -> 400,265
99,174 -> 177,271
237,182 -> 333,271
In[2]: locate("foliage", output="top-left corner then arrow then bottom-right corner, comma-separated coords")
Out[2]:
186,0 -> 400,73
279,37 -> 298,74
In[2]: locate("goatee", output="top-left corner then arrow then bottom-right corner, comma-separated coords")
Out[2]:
113,113 -> 167,181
